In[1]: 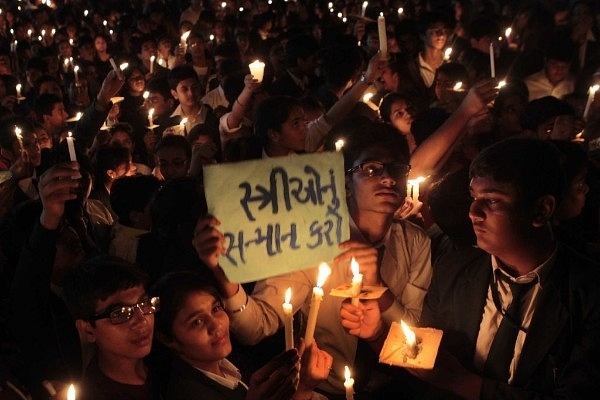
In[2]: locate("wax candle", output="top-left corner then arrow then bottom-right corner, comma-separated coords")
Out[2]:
180,117 -> 188,135
377,14 -> 387,59
350,257 -> 363,306
119,62 -> 129,71
283,287 -> 294,350
489,43 -> 495,78
109,58 -> 124,80
73,65 -> 79,81
397,8 -> 404,16
14,126 -> 23,148
407,176 -> 425,202
67,132 -> 77,162
400,320 -> 418,359
496,80 -> 506,89
15,83 -> 21,98
362,93 -> 378,111
344,366 -> 354,400
505,27 -> 512,39
180,30 -> 191,52
583,84 -> 599,121
444,47 -> 452,61
149,55 -> 155,74
304,262 -> 331,346
361,1 -> 368,17
248,60 -> 265,83
67,384 -> 76,400
334,139 -> 345,152
148,108 -> 155,128
143,91 -> 149,102
63,58 -> 70,73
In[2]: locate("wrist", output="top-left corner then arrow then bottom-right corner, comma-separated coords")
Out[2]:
367,321 -> 387,343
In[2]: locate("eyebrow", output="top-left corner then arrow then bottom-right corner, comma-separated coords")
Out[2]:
183,299 -> 220,323
98,293 -> 148,314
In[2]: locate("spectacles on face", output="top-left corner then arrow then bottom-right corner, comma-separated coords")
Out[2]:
89,296 -> 160,325
346,161 -> 411,180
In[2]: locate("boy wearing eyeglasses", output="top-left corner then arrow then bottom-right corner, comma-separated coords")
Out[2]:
62,254 -> 160,400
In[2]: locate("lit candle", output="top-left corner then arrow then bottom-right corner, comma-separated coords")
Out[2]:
27,29 -> 32,38
489,43 -> 495,78
361,1 -> 368,17
109,58 -> 124,80
304,262 -> 331,346
397,7 -> 404,16
148,108 -> 155,128
444,47 -> 452,61
15,83 -> 21,98
67,384 -> 76,400
248,60 -> 265,83
66,132 -> 76,162
149,55 -> 155,74
334,139 -> 345,152
73,65 -> 79,81
11,39 -> 17,53
283,287 -> 294,350
14,126 -> 23,148
84,9 -> 88,17
407,176 -> 426,202
119,62 -> 129,71
583,84 -> 599,121
63,58 -> 70,73
362,92 -> 378,111
377,14 -> 387,59
452,81 -> 463,92
505,27 -> 512,40
344,366 -> 354,400
350,257 -> 363,306
496,80 -> 506,89
180,30 -> 191,52
143,91 -> 149,101
180,117 -> 188,135
400,320 -> 418,359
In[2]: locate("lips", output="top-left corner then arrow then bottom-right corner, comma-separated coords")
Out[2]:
131,332 -> 152,347
212,332 -> 229,347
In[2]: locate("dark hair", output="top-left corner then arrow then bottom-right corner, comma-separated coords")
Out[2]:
110,175 -> 162,226
92,143 -> 131,185
62,255 -> 149,321
417,11 -> 450,36
151,271 -> 220,342
285,34 -> 320,68
109,122 -> 134,137
34,93 -> 63,120
146,77 -> 173,102
254,96 -> 302,145
435,62 -> 469,85
467,17 -> 499,40
379,92 -> 414,124
521,96 -> 574,131
469,137 -> 565,208
221,69 -> 248,106
34,75 -> 63,96
323,117 -> 410,171
154,134 -> 192,160
321,43 -> 363,89
168,65 -> 198,90
551,140 -> 588,184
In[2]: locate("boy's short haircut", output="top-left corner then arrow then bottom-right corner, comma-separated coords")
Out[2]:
110,175 -> 162,226
62,255 -> 149,321
34,93 -> 63,120
109,122 -> 134,137
131,34 -> 156,56
154,134 -> 192,160
285,34 -> 320,68
221,69 -> 247,105
168,65 -> 198,90
417,11 -> 451,36
146,77 -> 173,101
469,137 -> 565,208
254,95 -> 302,145
468,17 -> 499,40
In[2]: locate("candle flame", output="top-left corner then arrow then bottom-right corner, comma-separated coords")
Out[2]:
350,257 -> 359,277
148,108 -> 155,118
143,91 -> 149,99
497,80 -> 506,89
334,139 -> 344,151
68,131 -> 73,138
453,81 -> 463,91
181,30 -> 191,42
285,287 -> 292,304
119,63 -> 129,71
397,7 -> 403,15
14,126 -> 22,139
505,27 -> 512,38
74,65 -> 79,73
180,117 -> 188,126
407,176 -> 426,186
400,320 -> 416,346
344,365 -> 352,381
316,263 -> 331,288
444,47 -> 452,60
64,58 -> 69,65
67,384 -> 75,400
362,92 -> 373,102
16,83 -> 21,91
150,55 -> 155,62
590,84 -> 600,94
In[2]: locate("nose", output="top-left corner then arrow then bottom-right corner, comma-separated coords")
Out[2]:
131,305 -> 149,325
468,199 -> 484,222
379,169 -> 397,186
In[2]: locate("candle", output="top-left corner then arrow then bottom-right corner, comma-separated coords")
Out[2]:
489,43 -> 495,78
377,14 -> 387,59
304,262 -> 331,346
149,55 -> 155,74
400,320 -> 418,359
73,65 -> 79,81
344,366 -> 354,400
496,80 -> 506,89
452,81 -> 463,92
334,139 -> 345,152
148,108 -> 155,128
248,60 -> 265,83
362,92 -> 378,111
67,132 -> 77,162
180,117 -> 188,135
15,83 -> 21,98
67,384 -> 76,400
11,40 -> 17,53
361,1 -> 368,17
505,27 -> 512,39
14,126 -> 23,148
109,58 -> 124,80
63,58 -> 70,73
180,30 -> 191,52
407,176 -> 426,202
444,47 -> 452,61
143,91 -> 149,101
283,287 -> 294,350
583,84 -> 599,121
397,7 -> 404,16
350,257 -> 363,306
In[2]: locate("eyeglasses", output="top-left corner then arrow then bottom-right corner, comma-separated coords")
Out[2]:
346,162 -> 411,180
89,297 -> 160,325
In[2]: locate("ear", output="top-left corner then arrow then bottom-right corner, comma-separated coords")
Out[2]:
170,89 -> 178,101
76,319 -> 97,344
106,169 -> 116,180
267,128 -> 280,143
532,195 -> 556,227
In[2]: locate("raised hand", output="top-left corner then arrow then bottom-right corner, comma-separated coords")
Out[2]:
191,216 -> 225,271
340,299 -> 384,341
38,162 -> 81,230
335,240 -> 380,285
296,338 -> 333,397
247,349 -> 300,400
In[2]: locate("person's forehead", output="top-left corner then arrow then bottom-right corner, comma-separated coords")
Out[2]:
356,145 -> 401,163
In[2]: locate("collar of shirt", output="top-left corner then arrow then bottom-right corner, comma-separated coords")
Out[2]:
196,358 -> 248,390
491,246 -> 557,290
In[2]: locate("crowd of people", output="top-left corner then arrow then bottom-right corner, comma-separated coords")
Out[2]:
0,0 -> 599,399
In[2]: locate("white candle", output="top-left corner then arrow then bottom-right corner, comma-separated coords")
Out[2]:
148,108 -> 155,128
377,15 -> 387,59
444,47 -> 452,61
583,84 -> 599,121
149,55 -> 155,74
67,384 -> 76,400
496,80 -> 506,89
109,58 -> 124,80
407,176 -> 426,202
397,7 -> 404,16
283,287 -> 294,350
67,132 -> 76,162
400,320 -> 418,359
304,262 -> 331,346
15,83 -> 21,98
143,91 -> 149,101
248,60 -> 265,83
14,126 -> 23,148
362,92 -> 378,111
119,62 -> 129,71
180,117 -> 188,135
344,366 -> 355,400
350,257 -> 363,306
334,139 -> 345,152
505,27 -> 512,39
489,43 -> 495,78
180,30 -> 191,52
361,1 -> 368,17
73,65 -> 79,81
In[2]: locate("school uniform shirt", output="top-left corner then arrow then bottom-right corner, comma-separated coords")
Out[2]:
524,71 -> 575,101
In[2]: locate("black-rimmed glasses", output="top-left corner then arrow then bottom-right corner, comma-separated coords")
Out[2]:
89,297 -> 160,325
346,162 -> 411,180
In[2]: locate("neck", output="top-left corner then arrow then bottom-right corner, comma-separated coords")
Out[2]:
98,353 -> 147,385
181,104 -> 200,116
351,210 -> 392,244
264,143 -> 291,158
184,355 -> 223,376
495,235 -> 555,277
422,48 -> 443,69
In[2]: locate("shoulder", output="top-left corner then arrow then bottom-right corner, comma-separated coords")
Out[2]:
391,218 -> 430,243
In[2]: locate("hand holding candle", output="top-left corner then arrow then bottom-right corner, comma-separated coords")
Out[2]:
361,1 -> 368,17
67,132 -> 77,162
14,126 -> 23,148
344,366 -> 354,400
248,60 -> 265,83
283,287 -> 294,350
350,257 -> 363,306
304,262 -> 331,346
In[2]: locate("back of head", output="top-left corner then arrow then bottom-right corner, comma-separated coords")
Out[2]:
110,175 -> 162,226
545,32 -> 576,63
92,143 -> 131,184
34,93 -> 63,121
62,255 -> 149,320
470,137 -> 565,207
154,134 -> 192,161
417,10 -> 451,36
146,77 -> 173,102
285,34 -> 319,68
521,96 -> 574,132
468,17 -> 499,41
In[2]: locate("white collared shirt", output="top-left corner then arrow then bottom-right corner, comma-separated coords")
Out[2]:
196,359 -> 248,391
